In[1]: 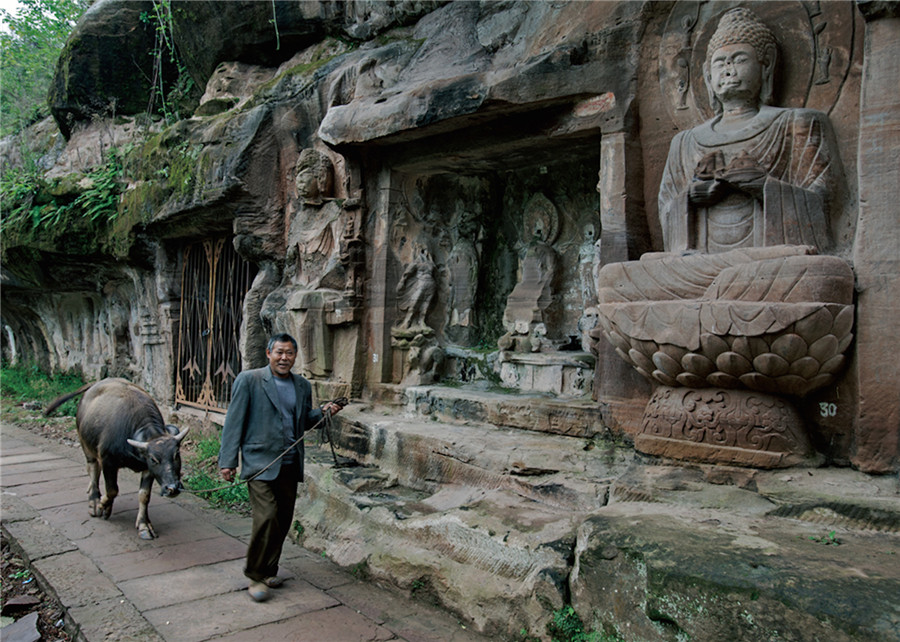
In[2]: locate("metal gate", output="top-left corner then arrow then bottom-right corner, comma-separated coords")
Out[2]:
175,238 -> 257,413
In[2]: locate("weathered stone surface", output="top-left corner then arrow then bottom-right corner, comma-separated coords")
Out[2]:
67,596 -> 164,642
143,580 -> 339,642
2,518 -> 78,561
33,550 -> 122,609
48,0 -> 159,138
571,508 -> 900,641
851,2 -> 900,473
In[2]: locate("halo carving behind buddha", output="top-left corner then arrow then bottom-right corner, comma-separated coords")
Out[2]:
659,1 -> 855,131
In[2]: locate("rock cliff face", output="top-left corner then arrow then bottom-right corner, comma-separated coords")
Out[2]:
2,1 -> 899,637
4,0 -> 650,405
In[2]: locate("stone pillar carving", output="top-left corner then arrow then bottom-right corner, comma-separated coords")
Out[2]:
591,132 -> 652,429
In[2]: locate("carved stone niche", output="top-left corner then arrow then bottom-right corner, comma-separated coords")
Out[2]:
596,7 -> 856,468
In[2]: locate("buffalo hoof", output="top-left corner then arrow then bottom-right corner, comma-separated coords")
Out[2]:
89,501 -> 112,519
138,526 -> 156,540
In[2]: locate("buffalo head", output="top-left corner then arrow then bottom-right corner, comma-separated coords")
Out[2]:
128,425 -> 190,497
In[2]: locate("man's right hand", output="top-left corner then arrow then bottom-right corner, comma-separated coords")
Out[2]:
220,468 -> 236,483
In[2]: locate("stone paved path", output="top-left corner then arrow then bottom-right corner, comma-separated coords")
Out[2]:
0,421 -> 491,642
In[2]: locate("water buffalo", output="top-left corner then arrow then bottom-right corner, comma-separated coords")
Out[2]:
45,378 -> 189,539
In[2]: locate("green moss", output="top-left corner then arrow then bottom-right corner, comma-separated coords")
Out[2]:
246,38 -> 353,107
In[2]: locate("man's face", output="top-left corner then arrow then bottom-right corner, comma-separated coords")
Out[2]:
709,43 -> 762,103
267,341 -> 297,378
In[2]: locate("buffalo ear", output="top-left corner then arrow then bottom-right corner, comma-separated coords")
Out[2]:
127,439 -> 149,451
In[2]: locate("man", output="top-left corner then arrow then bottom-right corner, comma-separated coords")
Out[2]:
219,332 -> 342,602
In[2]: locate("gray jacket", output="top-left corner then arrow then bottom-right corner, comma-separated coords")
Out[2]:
218,366 -> 323,482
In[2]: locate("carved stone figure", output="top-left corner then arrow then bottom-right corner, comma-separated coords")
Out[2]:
447,234 -> 479,345
295,148 -> 334,206
595,8 -> 855,468
499,194 -> 560,353
396,243 -> 436,330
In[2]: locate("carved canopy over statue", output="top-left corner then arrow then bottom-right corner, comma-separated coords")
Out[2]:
595,8 -> 855,468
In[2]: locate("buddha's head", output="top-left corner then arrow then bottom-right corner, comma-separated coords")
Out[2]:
703,8 -> 777,114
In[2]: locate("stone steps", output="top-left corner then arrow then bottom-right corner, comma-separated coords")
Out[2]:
293,388 -> 900,641
294,393 -> 633,636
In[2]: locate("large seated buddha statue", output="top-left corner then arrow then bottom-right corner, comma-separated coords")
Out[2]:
595,8 -> 854,468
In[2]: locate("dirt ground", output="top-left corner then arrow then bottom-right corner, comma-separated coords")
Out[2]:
1,532 -> 72,641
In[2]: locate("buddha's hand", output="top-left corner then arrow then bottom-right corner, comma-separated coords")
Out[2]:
688,178 -> 729,206
717,154 -> 767,200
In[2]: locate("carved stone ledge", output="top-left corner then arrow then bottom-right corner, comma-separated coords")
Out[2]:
499,351 -> 595,397
635,386 -> 816,468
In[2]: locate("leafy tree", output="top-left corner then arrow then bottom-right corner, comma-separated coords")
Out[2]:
0,0 -> 91,137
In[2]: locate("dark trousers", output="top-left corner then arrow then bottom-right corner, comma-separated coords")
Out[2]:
244,462 -> 300,582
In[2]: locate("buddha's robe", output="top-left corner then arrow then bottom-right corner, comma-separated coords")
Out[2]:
597,106 -> 851,352
659,105 -> 838,255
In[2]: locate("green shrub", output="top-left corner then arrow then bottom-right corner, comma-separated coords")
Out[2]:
546,606 -> 620,642
0,361 -> 84,416
182,431 -> 249,513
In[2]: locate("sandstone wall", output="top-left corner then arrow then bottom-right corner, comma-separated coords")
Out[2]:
1,1 -> 897,473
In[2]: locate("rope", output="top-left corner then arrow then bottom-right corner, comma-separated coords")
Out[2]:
184,397 -> 349,496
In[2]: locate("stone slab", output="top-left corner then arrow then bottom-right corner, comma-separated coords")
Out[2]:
118,558 -> 249,611
72,520 -> 213,558
0,494 -> 41,523
33,550 -> 122,609
1,459 -> 79,480
0,452 -> 64,466
68,596 -> 164,642
279,546 -> 356,591
0,442 -> 40,455
8,475 -> 90,498
0,462 -> 84,487
40,502 -> 117,532
23,486 -> 87,510
211,604 -> 395,641
97,534 -> 247,582
142,579 -> 340,642
2,516 -> 78,561
0,611 -> 40,642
